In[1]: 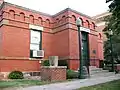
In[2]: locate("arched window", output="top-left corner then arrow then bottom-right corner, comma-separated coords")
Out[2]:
72,15 -> 76,23
56,18 -> 59,26
86,20 -> 90,28
38,17 -> 43,25
20,12 -> 25,21
46,19 -> 50,27
92,22 -> 96,29
62,15 -> 66,23
79,18 -> 83,26
99,33 -> 102,39
29,15 -> 34,23
56,18 -> 59,23
9,10 -> 15,19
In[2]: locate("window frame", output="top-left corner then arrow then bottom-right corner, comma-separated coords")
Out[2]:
30,29 -> 42,58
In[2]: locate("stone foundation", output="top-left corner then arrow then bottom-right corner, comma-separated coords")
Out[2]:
41,66 -> 67,82
0,73 -> 4,80
0,72 -> 9,80
0,71 -> 41,80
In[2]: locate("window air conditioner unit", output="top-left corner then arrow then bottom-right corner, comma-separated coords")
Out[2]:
33,50 -> 44,57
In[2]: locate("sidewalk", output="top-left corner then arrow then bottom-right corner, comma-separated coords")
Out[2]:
19,74 -> 120,90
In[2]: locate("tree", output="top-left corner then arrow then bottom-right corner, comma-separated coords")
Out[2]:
106,0 -> 120,34
104,34 -> 120,64
104,0 -> 120,64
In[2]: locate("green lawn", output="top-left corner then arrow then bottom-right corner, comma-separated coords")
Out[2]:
78,80 -> 120,90
0,79 -> 72,89
0,80 -> 46,89
1,79 -> 120,90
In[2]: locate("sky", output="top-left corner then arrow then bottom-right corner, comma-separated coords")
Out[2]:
5,0 -> 110,16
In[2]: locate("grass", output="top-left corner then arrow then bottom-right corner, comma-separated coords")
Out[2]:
2,79 -> 120,90
0,79 -> 46,89
78,79 -> 120,90
0,79 -> 72,89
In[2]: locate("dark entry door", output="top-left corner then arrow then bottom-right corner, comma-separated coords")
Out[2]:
81,32 -> 89,66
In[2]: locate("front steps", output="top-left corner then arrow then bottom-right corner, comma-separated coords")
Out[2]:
89,66 -> 115,78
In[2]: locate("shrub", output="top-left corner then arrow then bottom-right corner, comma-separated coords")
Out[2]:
42,60 -> 50,66
66,69 -> 78,79
8,71 -> 24,79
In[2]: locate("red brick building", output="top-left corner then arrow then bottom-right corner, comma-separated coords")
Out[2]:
93,12 -> 111,42
0,1 -> 103,74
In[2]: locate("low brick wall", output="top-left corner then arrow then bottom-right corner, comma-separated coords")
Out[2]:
41,66 -> 67,82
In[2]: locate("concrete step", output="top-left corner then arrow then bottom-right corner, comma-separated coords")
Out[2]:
90,72 -> 115,78
90,70 -> 109,75
89,67 -> 103,72
89,66 -> 97,69
90,68 -> 103,71
89,66 -> 114,77
89,66 -> 110,75
89,66 -> 102,70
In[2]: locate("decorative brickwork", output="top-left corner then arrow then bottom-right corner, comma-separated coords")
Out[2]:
41,66 -> 67,81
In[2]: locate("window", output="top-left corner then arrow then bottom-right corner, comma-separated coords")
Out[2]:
92,22 -> 96,29
30,30 -> 42,58
46,19 -> 50,27
29,15 -> 34,24
79,18 -> 83,26
20,12 -> 25,21
38,17 -> 43,25
72,15 -> 76,23
86,20 -> 90,28
9,10 -> 15,19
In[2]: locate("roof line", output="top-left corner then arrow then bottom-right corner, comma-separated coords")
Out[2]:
53,8 -> 93,20
5,2 -> 52,17
4,2 -> 94,20
52,8 -> 69,17
68,8 -> 92,19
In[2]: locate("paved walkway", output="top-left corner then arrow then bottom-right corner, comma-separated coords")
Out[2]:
19,74 -> 120,90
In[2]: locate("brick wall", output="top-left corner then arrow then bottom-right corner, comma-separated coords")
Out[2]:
53,30 -> 69,57
0,2 -> 104,72
41,66 -> 66,81
69,60 -> 79,70
0,60 -> 40,72
2,25 -> 30,57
